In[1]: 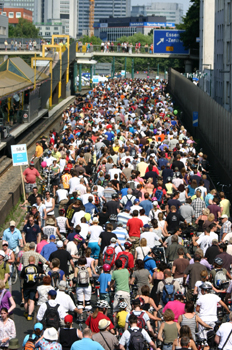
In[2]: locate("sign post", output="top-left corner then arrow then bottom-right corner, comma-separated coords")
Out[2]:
153,30 -> 189,55
11,144 -> 28,201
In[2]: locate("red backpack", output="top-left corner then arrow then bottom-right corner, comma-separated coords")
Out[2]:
129,311 -> 146,328
103,247 -> 116,267
93,194 -> 100,206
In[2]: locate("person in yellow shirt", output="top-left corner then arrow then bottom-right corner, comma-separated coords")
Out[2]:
219,192 -> 231,217
61,168 -> 72,189
34,141 -> 43,158
116,302 -> 128,331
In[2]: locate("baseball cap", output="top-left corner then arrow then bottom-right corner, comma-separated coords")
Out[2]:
57,241 -> 63,248
2,241 -> 8,246
134,199 -> 140,203
9,220 -> 16,227
92,217 -> 99,223
111,237 -> 117,243
50,235 -> 56,240
48,290 -> 57,297
221,214 -> 228,219
64,315 -> 73,324
152,201 -> 158,206
30,161 -> 35,166
143,224 -> 150,229
34,323 -> 43,331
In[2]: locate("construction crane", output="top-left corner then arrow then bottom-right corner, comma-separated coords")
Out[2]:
89,0 -> 95,37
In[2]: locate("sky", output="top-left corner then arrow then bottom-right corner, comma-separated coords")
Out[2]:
131,0 -> 191,15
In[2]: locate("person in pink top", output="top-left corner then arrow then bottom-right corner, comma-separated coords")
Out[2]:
36,234 -> 48,254
162,292 -> 185,322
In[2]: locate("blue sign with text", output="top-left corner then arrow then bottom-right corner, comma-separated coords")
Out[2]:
153,30 -> 189,55
193,111 -> 198,127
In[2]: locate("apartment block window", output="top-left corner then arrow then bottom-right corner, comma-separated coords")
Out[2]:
8,12 -> 14,18
226,81 -> 230,105
227,2 -> 231,23
227,42 -> 231,63
16,12 -> 21,18
46,26 -> 50,30
45,32 -> 50,36
54,27 -> 58,30
2,12 -> 6,16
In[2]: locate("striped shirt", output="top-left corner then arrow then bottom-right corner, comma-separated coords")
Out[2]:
112,227 -> 129,247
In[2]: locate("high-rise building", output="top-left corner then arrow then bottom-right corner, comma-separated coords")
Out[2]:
214,0 -> 232,111
198,0 -> 215,97
132,2 -> 183,24
43,0 -> 78,38
78,0 -> 131,36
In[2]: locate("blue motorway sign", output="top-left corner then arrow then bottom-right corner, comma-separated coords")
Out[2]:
153,30 -> 189,55
193,111 -> 198,127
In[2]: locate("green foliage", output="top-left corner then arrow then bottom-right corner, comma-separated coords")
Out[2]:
177,0 -> 200,52
81,35 -> 101,45
9,18 -> 40,38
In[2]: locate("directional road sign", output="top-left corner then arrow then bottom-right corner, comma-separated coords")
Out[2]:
193,111 -> 198,127
11,144 -> 28,166
153,30 -> 189,55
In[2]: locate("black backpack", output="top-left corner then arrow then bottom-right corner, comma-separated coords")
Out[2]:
42,302 -> 60,330
50,270 -> 61,290
128,328 -> 146,350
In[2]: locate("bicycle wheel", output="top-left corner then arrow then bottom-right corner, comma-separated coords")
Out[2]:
11,264 -> 18,285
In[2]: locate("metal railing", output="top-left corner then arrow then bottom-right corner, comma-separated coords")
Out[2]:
77,44 -> 154,54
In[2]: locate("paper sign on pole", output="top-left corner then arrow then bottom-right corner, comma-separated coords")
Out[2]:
11,144 -> 28,166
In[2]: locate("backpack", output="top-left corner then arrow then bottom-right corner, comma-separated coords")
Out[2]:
24,336 -> 36,350
118,253 -> 129,269
129,311 -> 146,329
77,266 -> 90,286
50,270 -> 60,289
93,194 -> 100,206
42,302 -> 60,330
103,246 -> 116,267
214,269 -> 227,288
24,265 -> 38,284
162,281 -> 175,305
125,195 -> 133,211
128,328 -> 146,350
155,189 -> 163,203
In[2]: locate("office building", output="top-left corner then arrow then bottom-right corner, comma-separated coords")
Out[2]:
214,0 -> 232,111
0,14 -> 8,38
36,21 -> 65,40
132,2 -> 183,24
0,0 -> 35,19
94,15 -> 167,41
79,0 -> 131,36
43,0 -> 78,38
0,7 -> 32,24
198,0 -> 215,97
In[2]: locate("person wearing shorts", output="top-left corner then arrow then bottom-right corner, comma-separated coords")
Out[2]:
23,161 -> 43,198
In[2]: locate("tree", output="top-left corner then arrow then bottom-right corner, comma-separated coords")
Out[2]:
81,35 -> 101,45
177,0 -> 200,52
9,18 -> 40,38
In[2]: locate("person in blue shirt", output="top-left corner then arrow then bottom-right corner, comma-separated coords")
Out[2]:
40,235 -> 57,261
105,131 -> 114,142
22,217 -> 41,244
3,221 -> 23,252
22,322 -> 43,347
121,186 -> 129,197
140,193 -> 153,216
98,264 -> 112,303
71,328 -> 105,350
157,152 -> 169,170
84,197 -> 99,215
144,249 -> 157,276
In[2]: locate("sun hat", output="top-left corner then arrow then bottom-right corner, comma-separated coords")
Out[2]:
8,338 -> 20,349
57,241 -> 63,248
98,319 -> 111,330
43,327 -> 58,341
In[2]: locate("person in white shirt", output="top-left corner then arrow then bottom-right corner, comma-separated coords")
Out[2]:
37,289 -> 66,323
75,178 -> 86,196
66,237 -> 80,261
80,218 -> 89,239
120,189 -> 136,207
215,313 -> 232,350
112,223 -> 129,247
55,186 -> 68,208
192,226 -> 214,255
71,209 -> 86,227
69,172 -> 80,194
81,189 -> 94,205
140,225 -> 162,248
109,164 -> 122,180
129,199 -> 143,214
55,281 -> 80,314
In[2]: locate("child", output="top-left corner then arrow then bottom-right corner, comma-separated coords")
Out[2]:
97,264 -> 111,303
116,302 -> 128,334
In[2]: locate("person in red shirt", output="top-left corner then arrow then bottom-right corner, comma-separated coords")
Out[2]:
85,300 -> 114,333
145,162 -> 159,175
116,241 -> 134,272
126,210 -> 143,253
23,161 -> 43,198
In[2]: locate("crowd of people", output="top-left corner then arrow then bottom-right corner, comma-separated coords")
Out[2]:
1,77 -> 232,350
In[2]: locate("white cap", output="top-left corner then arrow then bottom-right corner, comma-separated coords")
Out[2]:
56,241 -> 63,248
221,214 -> 228,219
152,201 -> 158,206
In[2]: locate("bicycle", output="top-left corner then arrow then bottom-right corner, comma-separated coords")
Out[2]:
11,262 -> 18,285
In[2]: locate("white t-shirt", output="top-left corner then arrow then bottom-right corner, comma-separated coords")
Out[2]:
43,226 -> 57,239
81,193 -> 94,205
69,177 -> 80,194
136,246 -> 151,260
55,290 -> 76,313
80,223 -> 89,239
196,293 -> 221,322
138,215 -> 150,226
196,186 -> 207,199
130,205 -> 143,214
216,322 -> 232,350
56,189 -> 68,202
88,225 -> 103,242
223,232 -> 232,242
71,210 -> 86,227
66,241 -> 78,257
197,234 -> 213,254
37,285 -> 54,306
56,216 -> 67,233
109,168 -> 122,180
140,231 -> 161,248
119,327 -> 151,348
